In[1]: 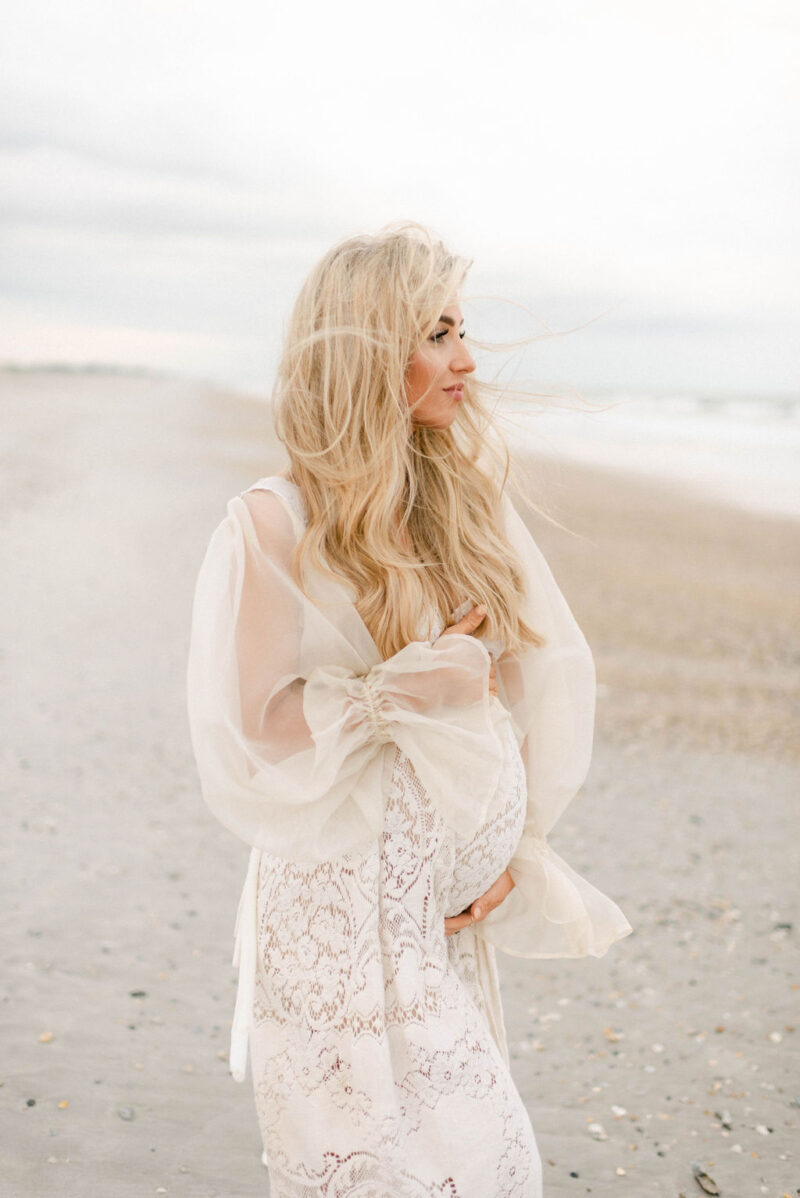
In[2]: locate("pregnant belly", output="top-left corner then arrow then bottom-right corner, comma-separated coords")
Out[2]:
443,713 -> 527,918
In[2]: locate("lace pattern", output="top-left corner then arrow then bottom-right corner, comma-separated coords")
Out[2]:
242,475 -> 541,1194
250,721 -> 539,1196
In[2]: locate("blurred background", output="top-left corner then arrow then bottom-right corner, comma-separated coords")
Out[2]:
2,0 -> 799,514
2,3 -> 798,1196
1,0 -> 797,391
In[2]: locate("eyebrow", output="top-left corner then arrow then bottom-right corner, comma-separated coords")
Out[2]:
437,315 -> 465,328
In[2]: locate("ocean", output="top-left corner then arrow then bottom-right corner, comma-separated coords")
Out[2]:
498,389 -> 800,520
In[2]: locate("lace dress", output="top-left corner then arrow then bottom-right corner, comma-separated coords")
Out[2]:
245,478 -> 541,1197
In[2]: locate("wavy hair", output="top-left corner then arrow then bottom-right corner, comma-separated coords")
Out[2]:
272,222 -> 544,660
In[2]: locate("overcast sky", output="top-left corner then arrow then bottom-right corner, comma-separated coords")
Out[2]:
1,0 -> 798,396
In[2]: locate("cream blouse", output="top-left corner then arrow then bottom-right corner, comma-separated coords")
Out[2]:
186,477 -> 632,1077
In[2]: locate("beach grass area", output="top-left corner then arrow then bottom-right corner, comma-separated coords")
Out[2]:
1,370 -> 797,1197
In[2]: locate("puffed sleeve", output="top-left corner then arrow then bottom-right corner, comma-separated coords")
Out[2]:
186,488 -> 505,863
476,492 -> 633,958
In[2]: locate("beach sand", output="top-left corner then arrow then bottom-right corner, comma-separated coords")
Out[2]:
1,371 -> 797,1197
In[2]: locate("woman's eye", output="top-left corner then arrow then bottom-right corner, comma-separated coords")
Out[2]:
428,328 -> 467,343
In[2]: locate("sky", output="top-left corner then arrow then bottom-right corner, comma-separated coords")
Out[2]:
1,0 -> 798,397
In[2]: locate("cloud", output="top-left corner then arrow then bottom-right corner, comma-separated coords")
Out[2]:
0,0 -> 797,390
0,144 -> 349,242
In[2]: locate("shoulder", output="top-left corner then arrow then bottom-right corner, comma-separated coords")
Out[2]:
235,476 -> 305,557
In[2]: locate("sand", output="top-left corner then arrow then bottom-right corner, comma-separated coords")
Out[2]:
1,370 -> 798,1198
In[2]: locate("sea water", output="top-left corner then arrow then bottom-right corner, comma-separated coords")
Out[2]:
498,390 -> 800,520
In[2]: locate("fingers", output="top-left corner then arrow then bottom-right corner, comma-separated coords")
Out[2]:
439,604 -> 487,637
439,606 -> 499,695
444,898 -> 488,937
444,910 -> 479,937
444,870 -> 515,936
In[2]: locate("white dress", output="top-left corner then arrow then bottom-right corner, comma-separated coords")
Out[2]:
247,477 -> 537,1196
186,475 -> 633,1198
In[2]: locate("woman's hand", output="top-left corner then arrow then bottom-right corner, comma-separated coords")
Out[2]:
444,868 -> 515,937
437,604 -> 497,697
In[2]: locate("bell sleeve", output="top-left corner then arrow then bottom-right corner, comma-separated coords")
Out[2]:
186,488 -> 505,864
476,492 -> 633,958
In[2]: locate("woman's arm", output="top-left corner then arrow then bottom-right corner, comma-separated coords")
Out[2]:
470,493 -> 633,958
187,489 -> 507,862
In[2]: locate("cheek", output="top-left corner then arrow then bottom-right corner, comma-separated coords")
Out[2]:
405,352 -> 441,405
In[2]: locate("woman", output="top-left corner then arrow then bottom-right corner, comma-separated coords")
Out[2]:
187,224 -> 632,1197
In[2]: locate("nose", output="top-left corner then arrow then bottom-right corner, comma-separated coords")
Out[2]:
453,340 -> 476,374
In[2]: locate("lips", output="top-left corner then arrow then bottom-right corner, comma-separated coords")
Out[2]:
444,384 -> 464,399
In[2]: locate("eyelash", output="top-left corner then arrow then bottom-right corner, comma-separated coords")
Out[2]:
430,329 -> 466,343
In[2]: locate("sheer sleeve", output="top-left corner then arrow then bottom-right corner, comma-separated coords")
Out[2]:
476,492 -> 633,958
186,488 -> 506,863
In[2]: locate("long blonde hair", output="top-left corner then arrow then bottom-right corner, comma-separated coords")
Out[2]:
273,222 -> 543,659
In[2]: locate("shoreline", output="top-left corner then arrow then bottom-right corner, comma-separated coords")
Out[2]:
5,363 -> 798,522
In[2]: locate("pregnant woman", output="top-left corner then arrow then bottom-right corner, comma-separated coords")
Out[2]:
187,223 -> 632,1197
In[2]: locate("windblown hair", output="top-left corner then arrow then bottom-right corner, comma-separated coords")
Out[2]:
272,222 -> 544,660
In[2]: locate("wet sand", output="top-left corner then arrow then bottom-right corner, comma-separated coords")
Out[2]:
1,370 -> 798,1197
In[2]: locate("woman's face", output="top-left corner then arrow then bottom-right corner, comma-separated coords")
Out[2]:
405,303 -> 476,429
